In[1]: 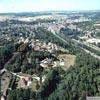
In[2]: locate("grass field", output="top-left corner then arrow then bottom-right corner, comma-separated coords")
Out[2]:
1,72 -> 12,94
58,54 -> 76,70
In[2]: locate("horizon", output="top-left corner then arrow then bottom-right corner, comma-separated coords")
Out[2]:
0,9 -> 100,14
0,0 -> 100,13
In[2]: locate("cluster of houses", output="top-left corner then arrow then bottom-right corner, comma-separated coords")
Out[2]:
31,40 -> 58,53
18,37 -> 59,53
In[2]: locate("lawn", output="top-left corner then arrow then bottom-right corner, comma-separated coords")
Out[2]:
58,53 -> 76,70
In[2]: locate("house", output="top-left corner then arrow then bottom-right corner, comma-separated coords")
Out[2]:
19,78 -> 27,88
18,76 -> 32,88
40,57 -> 54,68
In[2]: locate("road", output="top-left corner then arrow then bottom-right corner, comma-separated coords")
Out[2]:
84,42 -> 100,51
51,29 -> 100,60
82,48 -> 100,60
51,30 -> 68,44
72,39 -> 100,60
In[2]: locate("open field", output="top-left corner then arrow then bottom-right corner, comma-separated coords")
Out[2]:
1,72 -> 12,95
58,54 -> 76,70
29,79 -> 38,91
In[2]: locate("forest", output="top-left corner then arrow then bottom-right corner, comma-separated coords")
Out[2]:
7,51 -> 100,100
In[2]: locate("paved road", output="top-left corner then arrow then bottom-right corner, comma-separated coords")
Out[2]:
51,29 -> 100,60
82,48 -> 100,60
51,30 -> 68,44
72,39 -> 100,60
84,42 -> 100,52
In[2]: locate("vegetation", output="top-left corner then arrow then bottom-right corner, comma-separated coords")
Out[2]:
34,27 -> 82,54
5,49 -> 52,74
37,52 -> 100,100
8,52 -> 99,100
53,53 -> 99,99
60,27 -> 82,38
7,88 -> 36,100
37,68 -> 62,100
0,43 -> 14,69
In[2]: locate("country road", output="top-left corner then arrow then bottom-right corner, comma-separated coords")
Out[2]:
1,68 -> 41,82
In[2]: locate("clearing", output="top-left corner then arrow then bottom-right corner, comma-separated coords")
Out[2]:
58,53 -> 76,70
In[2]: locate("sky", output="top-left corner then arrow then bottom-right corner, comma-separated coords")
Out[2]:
0,0 -> 100,13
